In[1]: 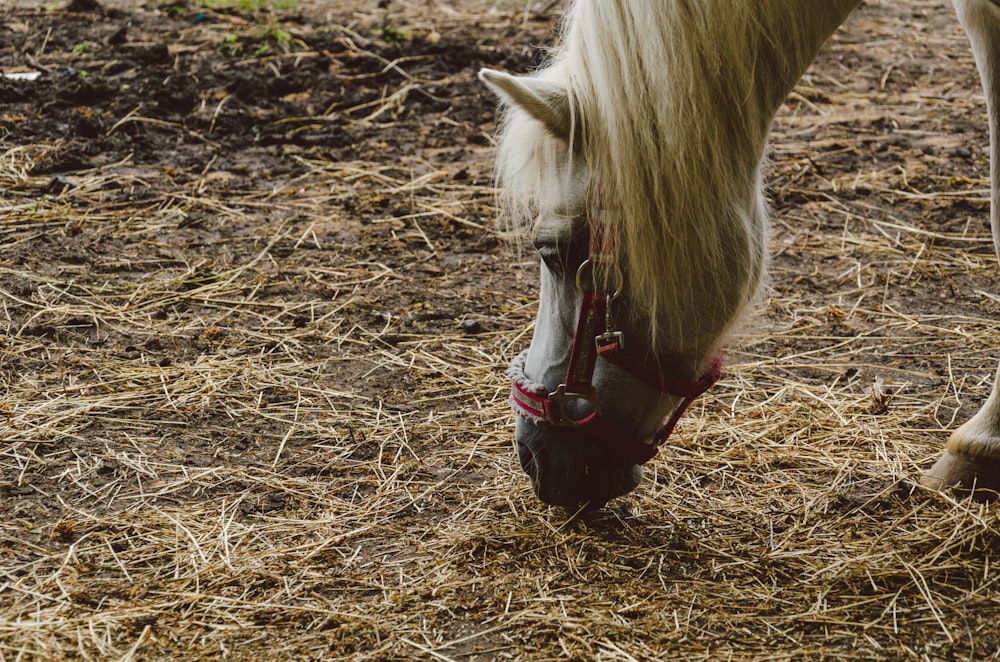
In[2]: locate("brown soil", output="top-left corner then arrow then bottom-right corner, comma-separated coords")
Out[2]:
3,0 -> 1000,660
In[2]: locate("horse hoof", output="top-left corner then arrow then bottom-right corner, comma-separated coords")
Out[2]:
921,450 -> 1000,500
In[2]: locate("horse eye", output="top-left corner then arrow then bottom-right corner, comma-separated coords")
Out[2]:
533,217 -> 588,275
535,243 -> 567,274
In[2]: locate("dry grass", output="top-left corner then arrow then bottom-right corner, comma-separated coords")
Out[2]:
3,0 -> 1000,660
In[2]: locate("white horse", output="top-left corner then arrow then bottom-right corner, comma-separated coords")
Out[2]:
480,0 -> 1000,509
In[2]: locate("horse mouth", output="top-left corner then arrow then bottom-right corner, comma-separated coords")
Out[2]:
514,419 -> 643,509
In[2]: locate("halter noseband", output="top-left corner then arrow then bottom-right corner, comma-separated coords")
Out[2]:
508,194 -> 722,465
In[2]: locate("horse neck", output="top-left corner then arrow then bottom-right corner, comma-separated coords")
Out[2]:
561,0 -> 862,362
953,0 -> 1000,256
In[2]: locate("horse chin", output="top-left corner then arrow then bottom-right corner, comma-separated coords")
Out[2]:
514,417 -> 643,510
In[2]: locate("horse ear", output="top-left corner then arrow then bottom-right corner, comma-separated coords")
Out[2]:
479,68 -> 572,142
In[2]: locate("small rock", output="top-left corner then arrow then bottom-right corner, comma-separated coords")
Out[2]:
45,176 -> 73,194
461,319 -> 482,334
107,24 -> 128,46
66,0 -> 102,12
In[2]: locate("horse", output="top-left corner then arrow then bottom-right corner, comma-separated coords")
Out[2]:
479,0 -> 1000,509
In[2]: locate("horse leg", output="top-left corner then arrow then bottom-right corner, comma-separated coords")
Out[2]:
923,0 -> 1000,494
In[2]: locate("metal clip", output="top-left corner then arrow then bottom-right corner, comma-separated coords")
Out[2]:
596,286 -> 624,351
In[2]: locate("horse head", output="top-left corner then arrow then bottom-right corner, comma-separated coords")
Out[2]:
481,69 -> 729,509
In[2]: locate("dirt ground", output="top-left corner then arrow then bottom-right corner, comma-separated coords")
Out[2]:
3,0 -> 1000,660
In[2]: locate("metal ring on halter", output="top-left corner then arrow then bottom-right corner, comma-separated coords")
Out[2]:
546,384 -> 600,426
575,259 -> 623,299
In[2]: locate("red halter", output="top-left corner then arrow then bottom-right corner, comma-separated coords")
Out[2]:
508,196 -> 722,465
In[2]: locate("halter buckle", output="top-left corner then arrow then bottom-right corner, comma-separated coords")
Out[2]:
595,330 -> 625,353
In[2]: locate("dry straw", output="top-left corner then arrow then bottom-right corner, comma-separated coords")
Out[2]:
3,0 -> 1000,660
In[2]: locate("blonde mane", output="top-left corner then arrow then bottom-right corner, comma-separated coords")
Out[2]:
493,1 -> 857,363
